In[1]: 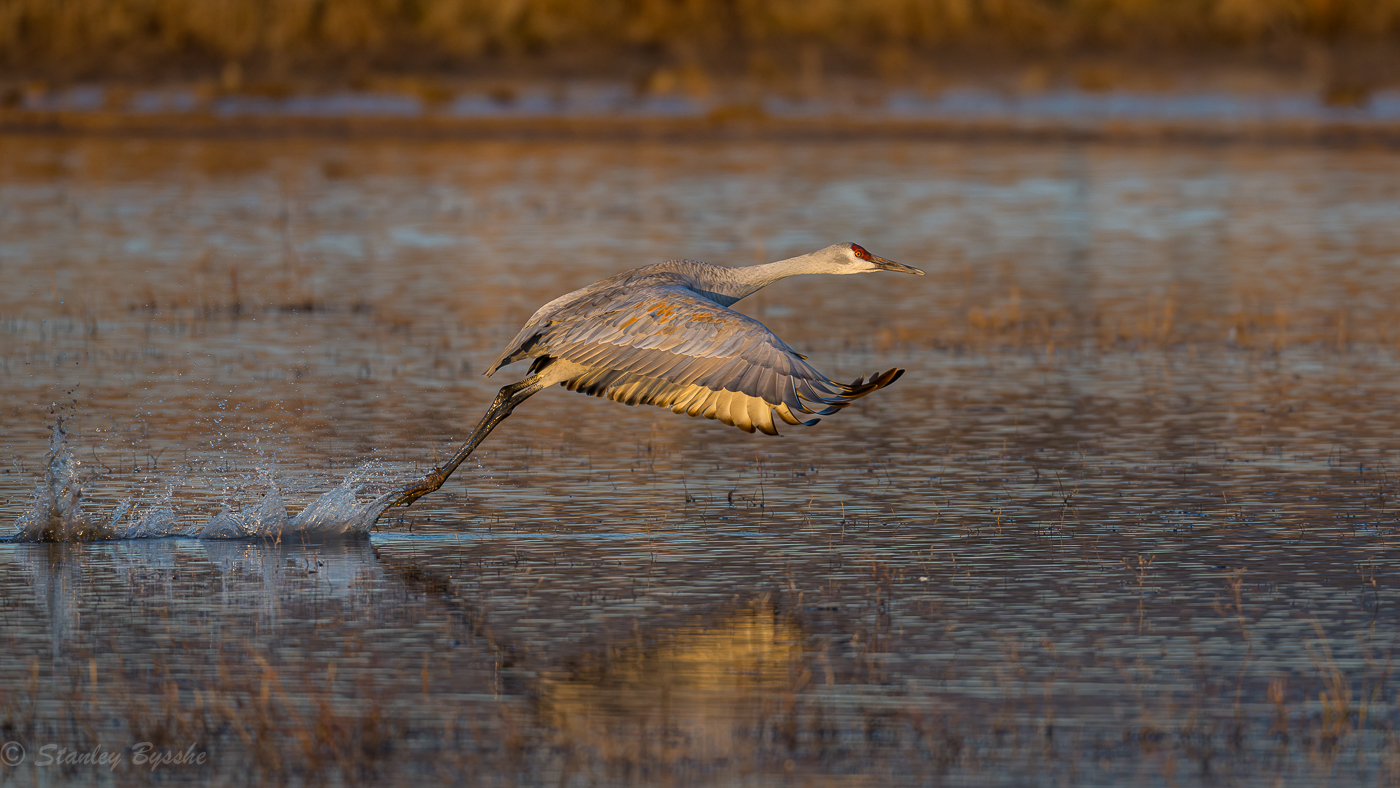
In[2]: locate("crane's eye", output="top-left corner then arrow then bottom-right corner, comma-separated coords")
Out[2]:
851,244 -> 871,260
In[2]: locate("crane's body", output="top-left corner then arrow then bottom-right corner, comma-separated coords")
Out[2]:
387,243 -> 923,510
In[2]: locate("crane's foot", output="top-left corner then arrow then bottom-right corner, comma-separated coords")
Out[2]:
388,468 -> 448,509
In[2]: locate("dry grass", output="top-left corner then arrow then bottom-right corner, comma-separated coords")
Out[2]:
2,0 -> 1400,84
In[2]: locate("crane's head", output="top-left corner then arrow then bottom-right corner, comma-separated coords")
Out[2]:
832,243 -> 924,276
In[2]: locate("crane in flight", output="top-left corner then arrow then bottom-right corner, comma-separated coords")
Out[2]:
387,242 -> 923,510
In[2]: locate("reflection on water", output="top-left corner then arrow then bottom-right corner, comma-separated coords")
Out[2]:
2,134 -> 1400,783
3,530 -> 1397,784
542,598 -> 802,766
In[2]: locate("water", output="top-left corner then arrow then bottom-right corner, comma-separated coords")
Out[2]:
16,82 -> 1400,127
2,134 -> 1400,785
10,419 -> 402,541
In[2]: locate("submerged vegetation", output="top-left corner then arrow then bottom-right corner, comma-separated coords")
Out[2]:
1,0 -> 1399,87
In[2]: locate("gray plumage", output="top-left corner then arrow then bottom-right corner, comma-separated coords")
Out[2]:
387,242 -> 923,511
489,259 -> 887,434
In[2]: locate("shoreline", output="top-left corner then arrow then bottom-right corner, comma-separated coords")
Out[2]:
4,107 -> 1399,147
4,76 -> 1398,146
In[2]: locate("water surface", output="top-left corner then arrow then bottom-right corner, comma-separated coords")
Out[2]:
2,135 -> 1400,785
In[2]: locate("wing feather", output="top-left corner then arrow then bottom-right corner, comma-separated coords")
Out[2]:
565,372 -> 836,436
703,390 -> 727,420
688,389 -> 714,418
491,277 -> 903,435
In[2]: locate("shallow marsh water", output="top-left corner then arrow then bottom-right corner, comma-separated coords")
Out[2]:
2,135 -> 1400,785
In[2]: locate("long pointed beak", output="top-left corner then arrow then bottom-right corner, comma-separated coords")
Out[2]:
872,255 -> 924,276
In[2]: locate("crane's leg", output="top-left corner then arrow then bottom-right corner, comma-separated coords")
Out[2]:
387,371 -> 553,510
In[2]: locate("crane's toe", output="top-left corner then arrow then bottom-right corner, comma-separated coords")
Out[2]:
389,468 -> 449,509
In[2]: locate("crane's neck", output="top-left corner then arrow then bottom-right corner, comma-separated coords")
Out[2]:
701,253 -> 837,307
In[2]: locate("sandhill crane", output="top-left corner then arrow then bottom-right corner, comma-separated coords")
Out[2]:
388,243 -> 923,509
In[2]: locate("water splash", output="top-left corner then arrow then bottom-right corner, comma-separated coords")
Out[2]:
10,419 -> 411,542
198,466 -> 398,539
284,465 -> 401,538
12,420 -> 119,541
199,482 -> 288,539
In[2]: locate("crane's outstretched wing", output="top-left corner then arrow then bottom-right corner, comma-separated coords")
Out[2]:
491,282 -> 901,435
